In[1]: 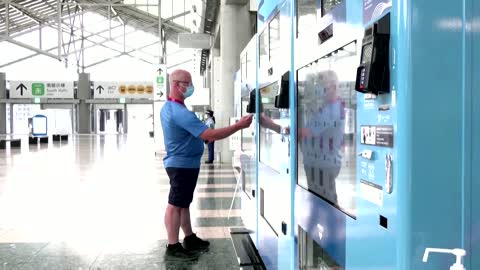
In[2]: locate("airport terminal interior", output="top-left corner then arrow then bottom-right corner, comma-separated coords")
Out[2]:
0,0 -> 479,269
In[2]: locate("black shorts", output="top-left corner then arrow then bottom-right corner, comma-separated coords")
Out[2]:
166,167 -> 200,208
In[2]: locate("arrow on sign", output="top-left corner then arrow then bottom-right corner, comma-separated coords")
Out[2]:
96,85 -> 104,94
16,83 -> 27,96
157,68 -> 163,74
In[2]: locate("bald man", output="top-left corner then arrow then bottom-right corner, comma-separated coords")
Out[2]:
161,69 -> 253,258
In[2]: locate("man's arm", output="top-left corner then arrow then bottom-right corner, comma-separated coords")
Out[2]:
200,125 -> 241,141
199,114 -> 252,141
259,114 -> 282,134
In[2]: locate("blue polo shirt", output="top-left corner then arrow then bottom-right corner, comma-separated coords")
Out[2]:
161,100 -> 208,168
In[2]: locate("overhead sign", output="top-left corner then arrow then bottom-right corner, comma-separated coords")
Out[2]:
9,81 -> 74,99
154,65 -> 167,101
93,81 -> 154,99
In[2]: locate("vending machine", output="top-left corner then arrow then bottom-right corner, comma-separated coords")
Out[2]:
292,0 -> 477,269
248,0 -> 478,269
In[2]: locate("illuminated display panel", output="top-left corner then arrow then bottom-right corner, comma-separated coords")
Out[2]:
297,0 -> 317,37
258,82 -> 286,173
321,0 -> 342,16
269,12 -> 281,61
241,95 -> 255,198
298,226 -> 343,269
246,46 -> 256,84
259,29 -> 269,69
296,42 -> 357,218
241,54 -> 247,82
32,115 -> 47,136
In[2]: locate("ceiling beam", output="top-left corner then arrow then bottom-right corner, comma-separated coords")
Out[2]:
0,1 -> 188,40
4,12 -> 118,40
9,2 -> 50,24
60,19 -> 158,58
6,37 -> 61,60
164,10 -> 191,22
0,22 -> 131,68
9,3 -> 44,24
84,39 -> 158,68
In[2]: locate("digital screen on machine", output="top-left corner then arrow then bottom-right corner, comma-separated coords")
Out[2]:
297,0 -> 317,37
296,41 -> 358,218
32,115 -> 47,136
258,82 -> 285,173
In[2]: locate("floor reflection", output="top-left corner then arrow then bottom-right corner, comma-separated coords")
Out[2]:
0,135 -> 241,269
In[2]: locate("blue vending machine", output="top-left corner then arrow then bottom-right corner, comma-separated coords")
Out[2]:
291,0 -> 478,269
256,0 -> 296,269
471,0 -> 480,266
233,36 -> 259,236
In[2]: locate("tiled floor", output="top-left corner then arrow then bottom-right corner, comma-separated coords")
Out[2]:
0,135 -> 242,269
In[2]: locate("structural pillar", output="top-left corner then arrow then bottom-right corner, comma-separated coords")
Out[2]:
77,73 -> 91,134
216,2 -> 252,162
0,73 -> 6,135
123,104 -> 128,134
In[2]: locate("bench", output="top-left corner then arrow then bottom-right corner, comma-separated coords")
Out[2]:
30,136 -> 49,144
29,137 -> 39,144
53,134 -> 69,142
0,138 -> 22,149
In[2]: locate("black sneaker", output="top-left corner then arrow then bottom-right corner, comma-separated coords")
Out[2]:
205,160 -> 213,164
183,233 -> 210,250
165,243 -> 195,258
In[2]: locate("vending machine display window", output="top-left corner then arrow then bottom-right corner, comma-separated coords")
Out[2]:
296,41 -> 358,217
259,29 -> 269,69
269,12 -> 281,61
259,82 -> 285,173
297,0 -> 317,37
298,226 -> 343,270
240,88 -> 256,198
321,0 -> 342,16
241,54 -> 247,82
246,45 -> 256,83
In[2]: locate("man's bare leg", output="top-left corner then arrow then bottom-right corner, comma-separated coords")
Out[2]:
165,204 -> 181,244
180,207 -> 193,237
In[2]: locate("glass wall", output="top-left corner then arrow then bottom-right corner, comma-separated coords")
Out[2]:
11,104 -> 73,135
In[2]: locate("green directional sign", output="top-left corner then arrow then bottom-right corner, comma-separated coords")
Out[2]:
156,76 -> 164,84
31,83 -> 45,96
